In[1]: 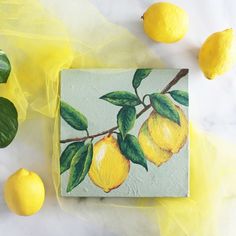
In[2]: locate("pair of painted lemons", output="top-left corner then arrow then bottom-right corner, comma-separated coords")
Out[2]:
89,107 -> 188,193
143,2 -> 236,80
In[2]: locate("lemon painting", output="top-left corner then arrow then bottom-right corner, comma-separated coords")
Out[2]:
60,69 -> 189,197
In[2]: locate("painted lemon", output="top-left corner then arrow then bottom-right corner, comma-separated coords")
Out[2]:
89,135 -> 130,193
142,2 -> 189,43
138,120 -> 172,166
147,106 -> 188,153
4,168 -> 45,216
199,28 -> 236,79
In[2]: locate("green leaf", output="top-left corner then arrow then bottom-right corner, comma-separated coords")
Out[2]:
60,142 -> 84,174
67,142 -> 93,192
117,133 -> 148,171
169,90 -> 189,106
100,91 -> 141,106
60,101 -> 88,130
117,106 -> 136,139
150,93 -> 180,125
132,68 -> 152,89
0,50 -> 11,83
0,97 -> 18,148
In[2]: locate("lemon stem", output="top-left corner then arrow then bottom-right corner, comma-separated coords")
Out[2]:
60,69 -> 188,144
142,94 -> 150,106
85,129 -> 89,137
134,87 -> 146,107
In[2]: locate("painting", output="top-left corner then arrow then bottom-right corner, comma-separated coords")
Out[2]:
60,69 -> 189,197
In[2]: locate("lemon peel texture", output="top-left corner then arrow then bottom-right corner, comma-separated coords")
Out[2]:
138,120 -> 172,166
89,135 -> 130,193
4,168 -> 45,216
147,106 -> 188,153
199,28 -> 236,79
143,2 -> 189,43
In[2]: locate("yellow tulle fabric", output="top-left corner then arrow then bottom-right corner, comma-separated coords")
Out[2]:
0,0 -> 161,120
154,124 -> 236,236
0,0 -> 74,120
1,0 -> 236,235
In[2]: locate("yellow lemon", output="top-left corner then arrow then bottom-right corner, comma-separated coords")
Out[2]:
199,28 -> 236,79
89,135 -> 130,193
142,2 -> 189,43
147,106 -> 188,153
138,120 -> 172,166
4,168 -> 45,216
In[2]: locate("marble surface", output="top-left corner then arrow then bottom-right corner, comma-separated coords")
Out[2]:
0,0 -> 236,235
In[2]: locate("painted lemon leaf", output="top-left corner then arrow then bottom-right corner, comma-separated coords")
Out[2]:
0,50 -> 11,83
100,91 -> 141,106
67,142 -> 93,192
117,106 -> 136,139
132,68 -> 152,89
60,142 -> 84,174
169,90 -> 189,106
0,97 -> 18,148
117,133 -> 148,171
150,93 -> 180,125
61,101 -> 88,131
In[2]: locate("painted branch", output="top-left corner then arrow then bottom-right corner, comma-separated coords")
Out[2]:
60,69 -> 188,144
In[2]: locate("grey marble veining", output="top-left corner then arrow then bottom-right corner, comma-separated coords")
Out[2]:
1,0 -> 236,235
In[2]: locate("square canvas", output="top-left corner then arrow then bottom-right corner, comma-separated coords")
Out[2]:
60,69 -> 189,197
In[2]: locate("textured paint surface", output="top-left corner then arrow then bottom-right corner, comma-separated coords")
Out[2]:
60,69 -> 189,197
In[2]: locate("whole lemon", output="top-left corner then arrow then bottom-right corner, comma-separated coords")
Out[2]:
4,168 -> 45,216
142,2 -> 189,43
138,120 -> 172,166
89,135 -> 130,193
199,28 -> 236,79
147,106 -> 188,153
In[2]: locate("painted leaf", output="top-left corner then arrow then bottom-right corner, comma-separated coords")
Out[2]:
60,101 -> 88,130
169,90 -> 189,106
100,91 -> 141,106
67,142 -> 93,192
117,133 -> 148,171
117,106 -> 136,139
132,68 -> 152,89
0,97 -> 18,148
60,142 -> 84,174
0,50 -> 11,83
150,93 -> 180,125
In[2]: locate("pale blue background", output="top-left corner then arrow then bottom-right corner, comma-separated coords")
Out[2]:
60,69 -> 189,197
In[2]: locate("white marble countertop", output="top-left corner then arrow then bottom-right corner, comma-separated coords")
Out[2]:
0,0 -> 236,235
